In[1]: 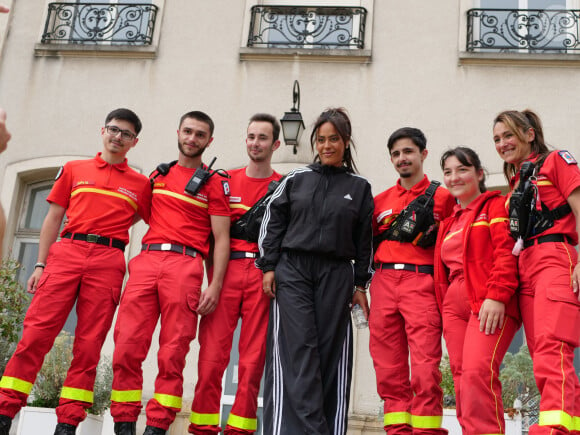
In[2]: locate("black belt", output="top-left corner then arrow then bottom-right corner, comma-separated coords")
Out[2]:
63,233 -> 125,252
523,234 -> 573,249
142,243 -> 198,258
230,251 -> 258,260
375,262 -> 434,275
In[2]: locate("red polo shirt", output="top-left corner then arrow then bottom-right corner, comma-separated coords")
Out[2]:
373,175 -> 456,265
48,153 -> 151,244
228,167 -> 281,253
143,163 -> 230,258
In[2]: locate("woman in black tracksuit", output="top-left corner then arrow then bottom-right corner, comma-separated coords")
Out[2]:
257,108 -> 374,435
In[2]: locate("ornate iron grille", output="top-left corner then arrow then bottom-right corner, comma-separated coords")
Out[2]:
247,5 -> 367,49
41,2 -> 158,45
467,8 -> 580,52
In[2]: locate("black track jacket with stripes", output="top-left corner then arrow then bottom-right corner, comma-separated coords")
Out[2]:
257,163 -> 374,288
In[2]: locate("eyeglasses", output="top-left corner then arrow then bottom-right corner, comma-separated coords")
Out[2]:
105,125 -> 137,141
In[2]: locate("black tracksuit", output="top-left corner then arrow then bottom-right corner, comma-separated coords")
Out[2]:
257,163 -> 374,435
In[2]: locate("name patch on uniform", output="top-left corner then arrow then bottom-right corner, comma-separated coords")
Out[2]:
222,180 -> 230,196
229,196 -> 242,203
377,209 -> 393,223
74,180 -> 96,188
558,150 -> 577,165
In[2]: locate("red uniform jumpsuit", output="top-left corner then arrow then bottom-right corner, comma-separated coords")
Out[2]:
110,163 -> 230,431
370,175 -> 455,434
509,151 -> 580,435
0,153 -> 151,426
434,191 -> 520,434
190,167 -> 281,435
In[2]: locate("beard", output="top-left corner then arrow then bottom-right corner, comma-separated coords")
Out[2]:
178,140 -> 206,158
399,172 -> 412,178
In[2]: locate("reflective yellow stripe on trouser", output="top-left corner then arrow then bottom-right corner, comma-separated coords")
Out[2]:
0,376 -> 33,395
384,411 -> 412,426
60,386 -> 94,404
154,392 -> 182,410
110,389 -> 142,403
228,413 -> 258,431
539,410 -> 574,431
189,411 -> 220,426
412,414 -> 443,429
574,415 -> 580,431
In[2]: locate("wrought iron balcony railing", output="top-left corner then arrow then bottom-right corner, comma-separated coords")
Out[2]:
41,2 -> 158,45
247,5 -> 367,49
467,8 -> 580,52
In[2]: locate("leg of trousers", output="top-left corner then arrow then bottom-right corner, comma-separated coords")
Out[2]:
369,269 -> 446,435
190,258 -> 269,435
111,251 -> 203,430
520,242 -> 580,435
263,252 -> 353,435
442,277 -> 519,435
0,240 -> 125,425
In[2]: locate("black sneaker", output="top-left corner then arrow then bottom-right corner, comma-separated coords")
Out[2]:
0,415 -> 12,435
143,425 -> 166,435
114,422 -> 136,435
53,423 -> 77,435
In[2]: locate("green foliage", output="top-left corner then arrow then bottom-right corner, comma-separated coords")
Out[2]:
29,332 -> 74,409
499,344 -> 539,417
89,356 -> 113,415
440,344 -> 539,415
440,355 -> 456,408
28,332 -> 113,415
0,259 -> 29,377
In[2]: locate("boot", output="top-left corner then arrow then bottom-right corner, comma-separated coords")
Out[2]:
114,422 -> 136,435
54,423 -> 77,435
0,415 -> 11,435
143,425 -> 166,435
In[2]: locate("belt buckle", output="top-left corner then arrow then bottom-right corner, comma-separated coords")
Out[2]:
86,234 -> 99,243
160,243 -> 172,251
245,252 -> 255,258
394,263 -> 405,270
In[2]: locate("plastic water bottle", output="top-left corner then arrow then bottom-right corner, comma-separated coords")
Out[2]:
351,304 -> 368,329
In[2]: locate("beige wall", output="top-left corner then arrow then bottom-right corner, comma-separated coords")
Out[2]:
1,0 -> 580,431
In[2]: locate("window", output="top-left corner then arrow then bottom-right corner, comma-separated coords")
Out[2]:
247,5 -> 366,49
467,0 -> 579,52
12,178 -> 76,333
40,1 -> 158,45
240,0 -> 373,62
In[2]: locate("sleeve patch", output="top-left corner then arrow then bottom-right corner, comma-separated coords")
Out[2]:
55,166 -> 64,181
558,150 -> 577,165
222,180 -> 230,196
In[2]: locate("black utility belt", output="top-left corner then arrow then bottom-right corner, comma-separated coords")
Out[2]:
523,234 -> 573,249
142,243 -> 198,258
63,233 -> 125,252
230,251 -> 258,260
375,262 -> 434,275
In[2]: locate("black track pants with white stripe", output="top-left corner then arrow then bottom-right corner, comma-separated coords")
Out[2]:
263,251 -> 354,435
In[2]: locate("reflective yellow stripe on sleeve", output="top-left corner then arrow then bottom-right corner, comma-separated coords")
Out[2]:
153,392 -> 182,410
384,411 -> 412,426
110,389 -> 142,403
189,411 -> 220,426
411,414 -> 443,429
539,410 -> 573,431
573,415 -> 580,431
0,376 -> 33,395
60,386 -> 94,404
227,413 -> 257,431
